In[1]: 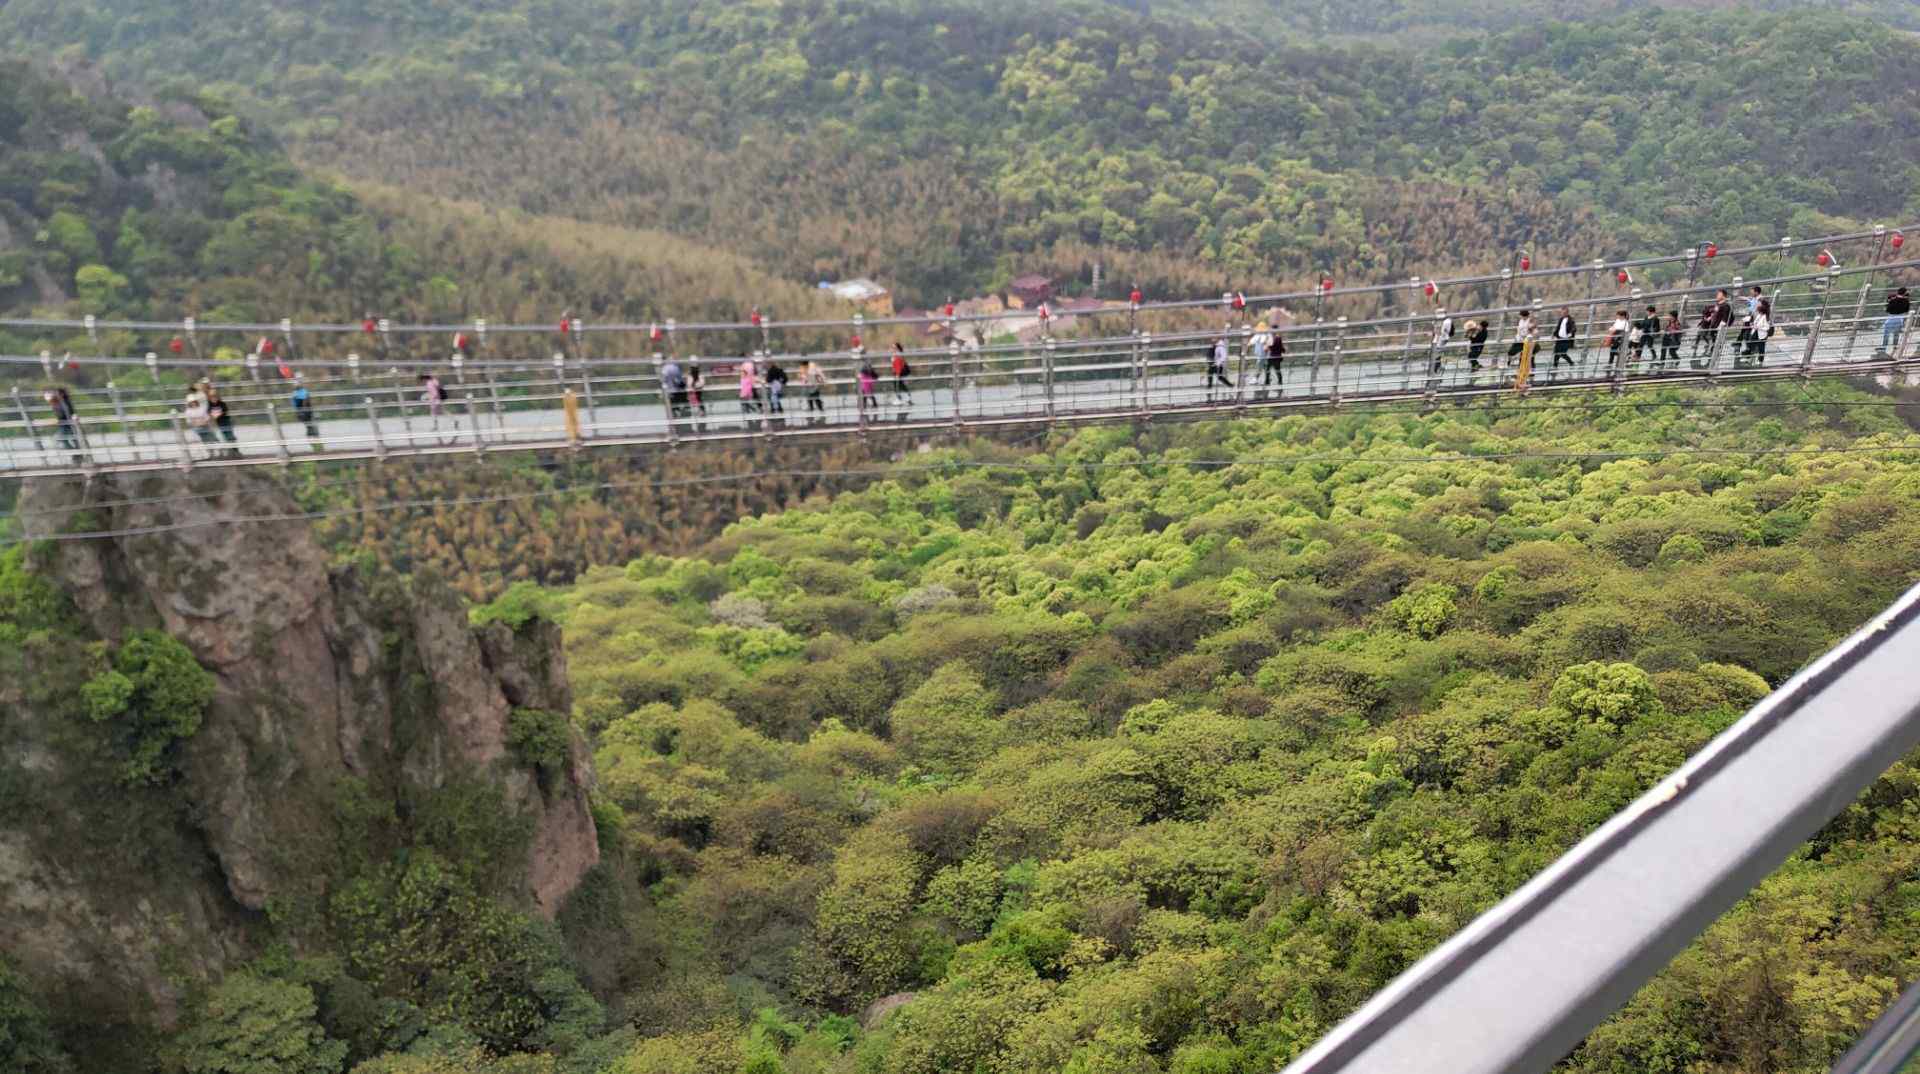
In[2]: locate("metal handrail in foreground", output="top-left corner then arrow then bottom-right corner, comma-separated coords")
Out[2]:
1281,582 -> 1920,1074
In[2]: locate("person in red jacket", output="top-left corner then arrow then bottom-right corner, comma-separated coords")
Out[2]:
890,343 -> 912,408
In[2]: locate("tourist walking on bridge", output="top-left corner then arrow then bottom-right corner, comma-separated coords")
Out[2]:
661,356 -> 686,418
766,359 -> 788,414
43,387 -> 79,461
184,385 -> 216,451
858,360 -> 879,412
1605,310 -> 1630,368
803,361 -> 828,421
291,376 -> 319,441
419,373 -> 446,428
738,355 -> 761,416
1206,337 -> 1232,399
205,383 -> 239,458
1661,310 -> 1683,368
1883,287 -> 1910,354
891,343 -> 913,408
1508,310 -> 1537,367
1551,309 -> 1576,370
1465,319 -> 1489,372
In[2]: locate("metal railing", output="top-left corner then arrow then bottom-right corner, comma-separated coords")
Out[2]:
2,258 -> 1916,477
1282,580 -> 1920,1074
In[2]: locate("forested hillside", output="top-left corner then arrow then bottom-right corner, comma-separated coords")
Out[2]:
0,61 -> 843,360
9,384 -> 1910,1073
2,3 -> 1913,305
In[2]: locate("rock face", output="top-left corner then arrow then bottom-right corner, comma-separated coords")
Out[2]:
8,468 -> 598,1023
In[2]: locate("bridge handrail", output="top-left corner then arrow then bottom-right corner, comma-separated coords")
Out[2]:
0,225 -> 1912,342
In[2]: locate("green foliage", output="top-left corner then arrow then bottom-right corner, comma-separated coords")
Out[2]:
470,582 -> 559,631
505,708 -> 570,780
0,545 -> 71,639
167,973 -> 348,1074
328,852 -> 568,1053
0,958 -> 71,1074
83,628 -> 216,785
498,381 -> 1920,1074
1385,583 -> 1458,639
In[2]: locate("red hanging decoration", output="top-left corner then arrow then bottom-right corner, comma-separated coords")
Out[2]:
944,299 -> 956,319
1423,280 -> 1438,298
1704,242 -> 1718,259
850,333 -> 863,350
1320,276 -> 1334,294
1518,254 -> 1531,272
278,363 -> 293,380
1816,249 -> 1834,267
1617,269 -> 1632,285
750,308 -> 762,328
1891,231 -> 1905,251
649,322 -> 662,342
168,337 -> 184,354
1129,286 -> 1142,307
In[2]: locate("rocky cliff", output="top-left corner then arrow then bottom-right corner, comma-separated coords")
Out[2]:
4,467 -> 598,1030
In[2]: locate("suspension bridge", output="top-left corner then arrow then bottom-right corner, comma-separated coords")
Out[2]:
0,227 -> 1915,478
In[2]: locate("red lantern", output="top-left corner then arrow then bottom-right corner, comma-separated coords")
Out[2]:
1892,231 -> 1905,251
750,308 -> 762,328
1038,302 -> 1052,322
558,315 -> 571,335
362,317 -> 377,334
850,333 -> 863,350
944,299 -> 956,319
1320,276 -> 1334,293
1617,269 -> 1631,285
1519,254 -> 1531,272
1704,242 -> 1718,259
1232,291 -> 1246,311
1422,280 -> 1438,298
278,363 -> 293,380
257,337 -> 275,356
1129,286 -> 1142,307
1816,249 -> 1833,268
168,337 -> 184,354
649,322 -> 662,342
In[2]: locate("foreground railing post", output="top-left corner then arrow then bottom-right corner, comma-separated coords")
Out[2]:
170,409 -> 193,470
949,339 -> 964,428
1847,226 -> 1889,358
465,395 -> 485,454
1802,314 -> 1823,377
267,401 -> 291,462
108,380 -> 136,463
366,397 -> 385,459
1329,317 -> 1347,406
1043,337 -> 1057,425
12,386 -> 43,454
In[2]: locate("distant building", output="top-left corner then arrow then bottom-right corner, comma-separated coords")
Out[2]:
1007,274 -> 1053,309
825,278 -> 894,316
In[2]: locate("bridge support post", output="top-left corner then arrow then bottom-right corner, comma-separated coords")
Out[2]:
465,395 -> 485,454
1398,316 -> 1419,391
108,381 -> 136,463
393,382 -> 412,445
1043,338 -> 1056,426
1580,259 -> 1604,367
579,371 -> 598,438
1234,326 -> 1250,413
11,387 -> 42,453
949,339 -> 965,429
1128,334 -> 1144,418
170,409 -> 193,471
267,402 -> 291,463
366,397 -> 386,459
1846,226 -> 1888,357
1307,320 -> 1323,393
1801,314 -> 1823,377
1329,318 -> 1347,407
